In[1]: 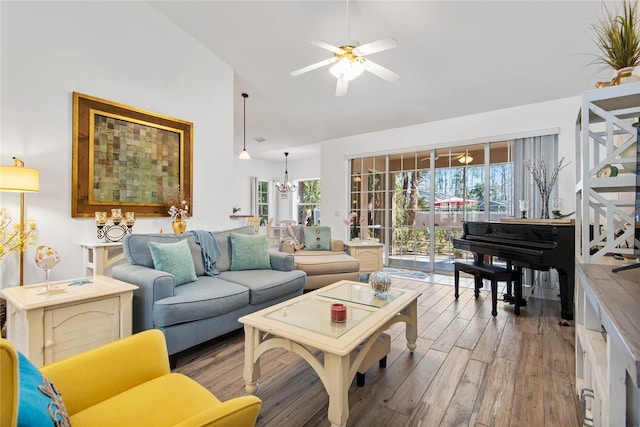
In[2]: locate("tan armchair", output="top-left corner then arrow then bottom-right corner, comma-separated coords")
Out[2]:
1,330 -> 261,427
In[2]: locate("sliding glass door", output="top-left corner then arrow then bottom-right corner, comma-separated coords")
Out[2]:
348,136 -> 550,273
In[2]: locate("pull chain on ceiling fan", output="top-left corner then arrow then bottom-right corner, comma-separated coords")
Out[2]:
291,0 -> 399,96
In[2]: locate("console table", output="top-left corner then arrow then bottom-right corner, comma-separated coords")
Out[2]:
575,262 -> 640,426
1,275 -> 137,366
80,241 -> 125,276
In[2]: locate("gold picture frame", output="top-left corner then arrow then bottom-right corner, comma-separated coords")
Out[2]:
72,92 -> 193,217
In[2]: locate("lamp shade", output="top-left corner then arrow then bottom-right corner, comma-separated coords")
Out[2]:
0,165 -> 40,192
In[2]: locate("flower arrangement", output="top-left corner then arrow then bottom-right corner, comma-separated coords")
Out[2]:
523,157 -> 569,219
167,188 -> 190,220
344,212 -> 364,240
0,208 -> 39,260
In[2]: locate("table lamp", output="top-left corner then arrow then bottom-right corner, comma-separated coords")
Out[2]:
0,157 -> 40,286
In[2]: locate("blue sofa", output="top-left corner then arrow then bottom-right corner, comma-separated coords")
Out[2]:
112,226 -> 306,357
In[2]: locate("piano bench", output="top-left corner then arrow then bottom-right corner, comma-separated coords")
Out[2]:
454,261 -> 521,317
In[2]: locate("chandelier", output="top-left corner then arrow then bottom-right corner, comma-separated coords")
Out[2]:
275,152 -> 296,193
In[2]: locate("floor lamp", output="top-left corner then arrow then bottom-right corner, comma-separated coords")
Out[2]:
0,157 -> 40,286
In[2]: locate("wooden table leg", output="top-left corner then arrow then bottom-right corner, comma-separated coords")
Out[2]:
404,299 -> 418,352
324,352 -> 350,427
243,325 -> 261,394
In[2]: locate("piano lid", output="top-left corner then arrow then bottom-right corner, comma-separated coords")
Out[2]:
499,218 -> 575,226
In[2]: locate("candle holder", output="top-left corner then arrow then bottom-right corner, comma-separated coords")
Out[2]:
518,200 -> 528,219
96,210 -> 135,242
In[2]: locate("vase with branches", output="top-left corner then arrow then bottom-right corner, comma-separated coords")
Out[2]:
523,157 -> 569,219
166,187 -> 190,233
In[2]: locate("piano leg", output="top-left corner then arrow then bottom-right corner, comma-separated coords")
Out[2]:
514,266 -> 522,316
557,268 -> 574,325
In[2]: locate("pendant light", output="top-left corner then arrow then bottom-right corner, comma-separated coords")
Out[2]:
275,152 -> 296,193
239,93 -> 250,160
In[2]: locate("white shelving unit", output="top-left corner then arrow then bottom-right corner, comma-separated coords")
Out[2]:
575,83 -> 639,263
574,84 -> 640,427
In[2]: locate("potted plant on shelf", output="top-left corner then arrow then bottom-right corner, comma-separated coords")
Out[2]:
593,0 -> 640,87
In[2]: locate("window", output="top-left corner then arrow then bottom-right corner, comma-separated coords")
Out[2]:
297,179 -> 321,225
257,179 -> 269,222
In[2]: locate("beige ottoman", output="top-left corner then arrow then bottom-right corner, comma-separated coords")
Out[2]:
351,332 -> 391,387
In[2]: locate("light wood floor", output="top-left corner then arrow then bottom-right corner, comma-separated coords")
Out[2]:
174,277 -> 580,426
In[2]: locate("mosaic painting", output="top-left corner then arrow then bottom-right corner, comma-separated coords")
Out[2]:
91,112 -> 182,204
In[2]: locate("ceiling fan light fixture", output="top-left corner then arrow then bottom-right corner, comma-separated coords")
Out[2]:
329,54 -> 365,81
458,155 -> 473,165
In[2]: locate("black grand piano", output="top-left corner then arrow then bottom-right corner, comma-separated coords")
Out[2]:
452,221 -> 575,323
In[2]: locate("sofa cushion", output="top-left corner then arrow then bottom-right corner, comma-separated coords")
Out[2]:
69,373 -> 220,426
212,226 -> 255,272
17,351 -> 71,427
303,226 -> 331,251
148,240 -> 198,286
229,233 -> 271,271
294,253 -> 360,276
220,269 -> 307,305
153,278 -> 249,327
123,233 -> 205,276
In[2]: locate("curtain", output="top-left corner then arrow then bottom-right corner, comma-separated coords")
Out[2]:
513,134 -> 559,219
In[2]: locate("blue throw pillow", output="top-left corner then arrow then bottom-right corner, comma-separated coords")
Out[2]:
18,352 -> 71,427
229,233 -> 271,271
303,226 -> 331,251
148,239 -> 198,285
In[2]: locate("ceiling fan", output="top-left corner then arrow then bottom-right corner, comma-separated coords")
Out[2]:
291,0 -> 399,96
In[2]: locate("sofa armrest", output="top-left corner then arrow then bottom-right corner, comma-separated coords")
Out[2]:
269,251 -> 294,271
40,330 -> 170,417
331,239 -> 345,252
174,395 -> 262,427
112,263 -> 175,332
280,241 -> 295,253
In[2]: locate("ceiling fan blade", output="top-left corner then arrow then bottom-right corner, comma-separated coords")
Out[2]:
310,40 -> 345,54
335,78 -> 348,97
354,37 -> 398,56
291,58 -> 336,77
363,59 -> 399,83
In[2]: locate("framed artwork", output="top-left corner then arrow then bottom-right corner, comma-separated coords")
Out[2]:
72,92 -> 193,217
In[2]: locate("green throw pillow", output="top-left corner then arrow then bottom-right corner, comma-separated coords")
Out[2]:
18,351 -> 71,427
230,233 -> 271,271
148,239 -> 198,286
303,226 -> 331,251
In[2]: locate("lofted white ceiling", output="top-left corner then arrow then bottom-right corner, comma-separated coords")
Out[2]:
150,1 -> 614,161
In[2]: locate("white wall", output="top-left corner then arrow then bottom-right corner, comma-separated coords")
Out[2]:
1,2 -> 235,286
320,96 -> 582,241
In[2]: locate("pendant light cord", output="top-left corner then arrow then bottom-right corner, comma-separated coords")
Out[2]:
242,93 -> 248,151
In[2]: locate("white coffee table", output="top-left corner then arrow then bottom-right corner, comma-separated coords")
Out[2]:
239,280 -> 420,427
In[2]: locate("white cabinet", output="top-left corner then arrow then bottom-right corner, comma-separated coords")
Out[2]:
575,83 -> 639,263
344,241 -> 383,274
1,276 -> 137,366
574,263 -> 640,426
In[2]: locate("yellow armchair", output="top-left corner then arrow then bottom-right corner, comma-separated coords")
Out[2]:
1,330 -> 261,427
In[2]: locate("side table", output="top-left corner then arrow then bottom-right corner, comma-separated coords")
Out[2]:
0,275 -> 137,367
344,241 -> 384,274
79,241 -> 125,276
